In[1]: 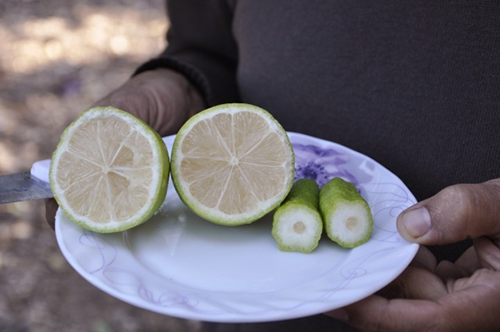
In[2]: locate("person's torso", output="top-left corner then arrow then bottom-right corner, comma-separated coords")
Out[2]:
233,0 -> 500,205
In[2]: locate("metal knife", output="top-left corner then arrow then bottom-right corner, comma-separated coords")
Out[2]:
0,160 -> 53,204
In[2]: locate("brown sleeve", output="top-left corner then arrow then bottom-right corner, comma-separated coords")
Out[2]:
134,0 -> 239,106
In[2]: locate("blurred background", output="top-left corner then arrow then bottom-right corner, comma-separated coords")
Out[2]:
0,0 -> 201,331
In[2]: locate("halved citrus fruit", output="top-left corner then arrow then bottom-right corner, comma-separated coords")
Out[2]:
171,103 -> 295,225
49,107 -> 169,233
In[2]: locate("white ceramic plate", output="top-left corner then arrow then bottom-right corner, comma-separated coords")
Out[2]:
55,132 -> 419,323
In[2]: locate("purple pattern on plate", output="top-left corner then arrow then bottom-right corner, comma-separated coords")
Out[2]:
79,230 -> 206,311
363,182 -> 417,243
101,267 -> 201,310
293,143 -> 364,187
317,247 -> 395,302
80,230 -> 117,274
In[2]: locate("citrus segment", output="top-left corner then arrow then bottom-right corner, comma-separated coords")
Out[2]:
171,103 -> 295,225
50,106 -> 169,233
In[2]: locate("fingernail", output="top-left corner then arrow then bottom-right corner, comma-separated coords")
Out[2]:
328,309 -> 349,322
401,207 -> 431,238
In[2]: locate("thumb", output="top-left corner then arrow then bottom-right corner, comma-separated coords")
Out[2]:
397,179 -> 500,245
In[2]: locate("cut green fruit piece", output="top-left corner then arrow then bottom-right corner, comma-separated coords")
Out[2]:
49,106 -> 170,233
319,177 -> 373,248
272,179 -> 323,253
170,103 -> 295,226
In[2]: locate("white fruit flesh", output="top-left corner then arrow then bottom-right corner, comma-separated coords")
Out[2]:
324,202 -> 371,246
273,206 -> 322,253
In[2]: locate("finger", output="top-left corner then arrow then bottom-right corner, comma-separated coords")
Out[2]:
45,198 -> 58,230
335,282 -> 500,332
396,179 -> 500,245
454,246 -> 481,273
377,265 -> 447,300
436,246 -> 480,279
328,295 -> 443,332
377,247 -> 441,300
436,260 -> 466,280
410,246 -> 437,271
474,237 -> 500,271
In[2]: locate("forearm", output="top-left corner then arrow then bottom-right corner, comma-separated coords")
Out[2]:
134,0 -> 240,107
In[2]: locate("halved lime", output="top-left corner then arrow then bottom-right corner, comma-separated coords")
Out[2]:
171,103 -> 295,226
49,106 -> 169,233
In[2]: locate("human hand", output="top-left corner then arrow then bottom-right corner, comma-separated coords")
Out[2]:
45,68 -> 205,229
327,179 -> 500,332
92,68 -> 205,137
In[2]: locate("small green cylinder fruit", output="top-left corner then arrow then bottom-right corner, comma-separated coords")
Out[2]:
319,177 -> 373,248
272,179 -> 323,253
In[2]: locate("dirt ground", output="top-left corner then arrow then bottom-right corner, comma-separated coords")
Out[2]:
0,0 -> 202,331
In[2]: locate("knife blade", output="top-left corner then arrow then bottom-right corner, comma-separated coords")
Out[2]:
0,160 -> 53,204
